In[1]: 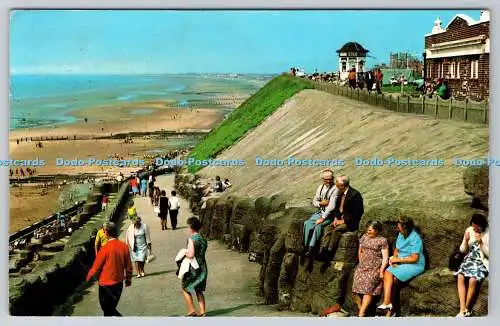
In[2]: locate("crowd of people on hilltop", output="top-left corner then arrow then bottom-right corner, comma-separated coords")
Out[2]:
417,78 -> 452,100
303,169 -> 489,317
289,67 -> 384,94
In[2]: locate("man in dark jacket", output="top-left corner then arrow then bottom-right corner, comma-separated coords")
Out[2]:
324,175 -> 364,257
159,190 -> 170,230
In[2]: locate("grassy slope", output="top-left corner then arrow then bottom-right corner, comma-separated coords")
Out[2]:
188,74 -> 313,173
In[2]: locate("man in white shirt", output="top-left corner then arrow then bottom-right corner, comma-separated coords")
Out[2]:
169,190 -> 180,230
303,169 -> 339,258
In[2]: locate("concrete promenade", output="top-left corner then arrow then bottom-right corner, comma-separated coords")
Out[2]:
68,174 -> 303,317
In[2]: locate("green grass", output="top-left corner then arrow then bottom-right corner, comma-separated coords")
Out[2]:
383,84 -> 419,94
187,74 -> 314,173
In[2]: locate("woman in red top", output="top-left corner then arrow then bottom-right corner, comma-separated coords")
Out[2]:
130,177 -> 139,196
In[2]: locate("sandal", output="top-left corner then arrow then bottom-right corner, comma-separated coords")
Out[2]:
186,312 -> 197,317
377,303 -> 393,311
197,313 -> 206,317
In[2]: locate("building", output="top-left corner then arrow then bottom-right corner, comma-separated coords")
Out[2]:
336,42 -> 369,81
424,11 -> 490,100
390,52 -> 423,73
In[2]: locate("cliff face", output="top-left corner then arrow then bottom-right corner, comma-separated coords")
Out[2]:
175,172 -> 488,317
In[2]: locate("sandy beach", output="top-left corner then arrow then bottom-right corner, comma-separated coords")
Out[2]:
9,186 -> 61,233
9,100 -> 225,233
10,100 -> 223,140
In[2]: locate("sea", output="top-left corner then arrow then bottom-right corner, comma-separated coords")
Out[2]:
9,74 -> 273,130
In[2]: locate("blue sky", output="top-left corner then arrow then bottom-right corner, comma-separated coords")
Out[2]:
10,10 -> 483,74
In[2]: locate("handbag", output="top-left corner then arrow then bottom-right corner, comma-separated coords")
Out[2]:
146,248 -> 156,264
153,206 -> 160,214
448,250 -> 465,271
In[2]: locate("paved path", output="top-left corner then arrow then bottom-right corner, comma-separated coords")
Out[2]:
68,174 -> 304,317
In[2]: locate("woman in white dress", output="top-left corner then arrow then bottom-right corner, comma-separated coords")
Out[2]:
125,216 -> 152,278
455,214 -> 489,317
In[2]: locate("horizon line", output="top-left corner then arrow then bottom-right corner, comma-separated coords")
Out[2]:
9,72 -> 282,76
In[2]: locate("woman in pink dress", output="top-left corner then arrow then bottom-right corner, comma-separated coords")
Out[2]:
352,221 -> 389,316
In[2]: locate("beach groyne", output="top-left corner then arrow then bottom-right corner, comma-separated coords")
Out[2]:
175,168 -> 488,317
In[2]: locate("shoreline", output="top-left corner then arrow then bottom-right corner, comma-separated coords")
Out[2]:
10,99 -> 224,140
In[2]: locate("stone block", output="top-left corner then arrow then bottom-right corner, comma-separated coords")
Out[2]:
263,235 -> 286,304
463,165 -> 489,209
269,194 -> 287,213
231,223 -> 250,252
278,252 -> 299,310
42,241 -> 66,252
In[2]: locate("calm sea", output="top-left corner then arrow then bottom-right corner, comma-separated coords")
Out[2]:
9,74 -> 272,130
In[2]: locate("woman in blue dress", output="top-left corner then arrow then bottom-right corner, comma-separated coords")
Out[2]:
140,178 -> 147,197
378,215 -> 425,315
125,216 -> 152,278
182,217 -> 208,317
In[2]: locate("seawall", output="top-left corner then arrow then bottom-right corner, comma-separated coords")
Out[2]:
175,166 -> 488,317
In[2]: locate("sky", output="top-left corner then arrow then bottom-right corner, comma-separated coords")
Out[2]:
9,10 -> 483,75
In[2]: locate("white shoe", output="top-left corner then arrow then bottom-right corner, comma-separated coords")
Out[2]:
141,272 -> 145,277
456,312 -> 465,317
377,303 -> 393,310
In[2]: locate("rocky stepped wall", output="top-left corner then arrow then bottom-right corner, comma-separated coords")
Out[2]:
9,181 -> 129,316
175,166 -> 489,317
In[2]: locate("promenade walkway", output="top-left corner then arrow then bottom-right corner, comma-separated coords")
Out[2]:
68,174 -> 303,317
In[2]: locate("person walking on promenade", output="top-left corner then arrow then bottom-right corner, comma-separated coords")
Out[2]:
95,222 -> 109,255
182,217 -> 208,317
86,222 -> 132,317
140,177 -> 147,197
127,201 -> 137,220
169,190 -> 180,230
101,194 -> 109,211
130,176 -> 139,197
158,190 -> 170,230
125,216 -> 152,278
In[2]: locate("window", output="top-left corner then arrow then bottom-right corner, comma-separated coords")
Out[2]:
470,60 -> 479,79
341,61 -> 347,72
427,62 -> 433,78
440,62 -> 445,78
457,62 -> 461,78
450,62 -> 456,78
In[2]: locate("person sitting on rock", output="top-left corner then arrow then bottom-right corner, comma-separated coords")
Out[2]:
352,221 -> 389,317
203,176 -> 224,197
322,175 -> 364,261
377,215 -> 425,316
303,169 -> 339,258
455,213 -> 489,317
